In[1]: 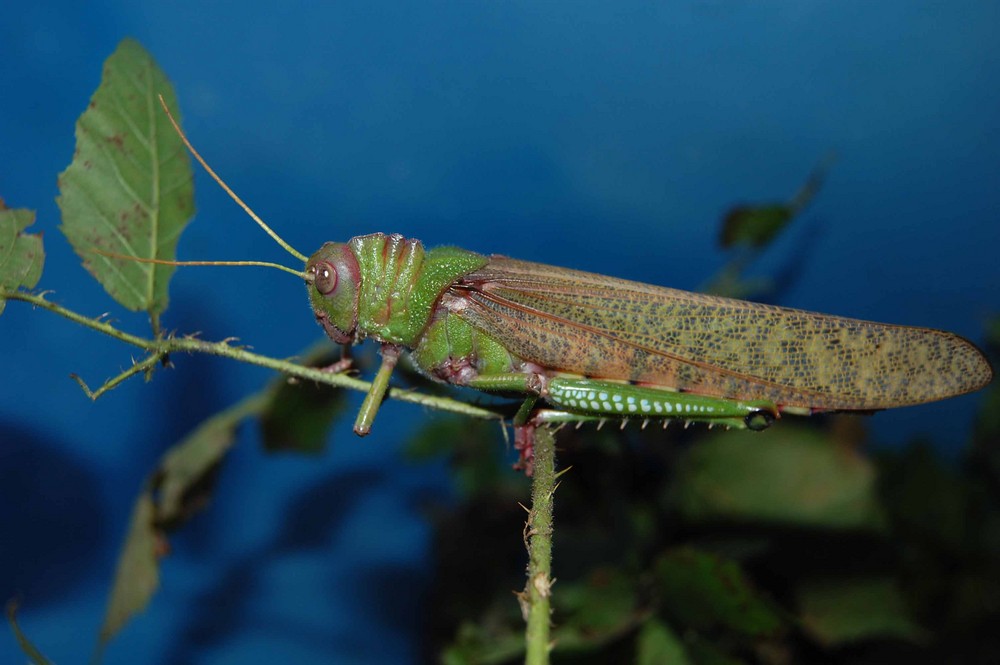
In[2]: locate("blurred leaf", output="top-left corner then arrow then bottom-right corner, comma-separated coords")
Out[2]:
99,492 -> 161,644
878,441 -> 1000,634
0,206 -> 44,316
636,619 -> 692,665
879,443 -> 970,550
404,417 -> 512,498
973,316 -> 1000,451
57,38 -> 193,323
683,638 -> 747,665
97,347 -> 351,647
260,348 -> 346,454
668,426 -> 887,531
555,567 -> 643,649
6,601 -> 54,665
156,394 -> 266,524
441,621 -> 524,665
99,394 -> 265,645
718,155 -> 831,250
987,317 -> 1000,348
702,262 -> 774,300
797,577 -> 924,646
719,204 -> 793,250
655,547 -> 783,638
405,417 -> 466,460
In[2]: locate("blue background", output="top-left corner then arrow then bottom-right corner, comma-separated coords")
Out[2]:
1,2 -> 997,663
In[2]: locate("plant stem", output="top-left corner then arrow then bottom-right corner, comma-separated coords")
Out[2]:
525,426 -> 556,665
4,290 -> 502,422
72,352 -> 164,399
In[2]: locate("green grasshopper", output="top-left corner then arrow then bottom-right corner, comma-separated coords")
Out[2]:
131,99 -> 994,456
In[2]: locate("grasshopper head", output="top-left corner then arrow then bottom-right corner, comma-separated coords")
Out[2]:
305,242 -> 361,344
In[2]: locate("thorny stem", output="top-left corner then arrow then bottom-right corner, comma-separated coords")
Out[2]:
524,427 -> 557,665
71,353 -> 164,399
4,290 -> 501,422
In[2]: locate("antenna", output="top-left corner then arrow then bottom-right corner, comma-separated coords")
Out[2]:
157,94 -> 309,264
93,250 -> 305,278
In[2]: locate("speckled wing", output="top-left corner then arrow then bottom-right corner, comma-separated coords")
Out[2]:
449,257 -> 992,411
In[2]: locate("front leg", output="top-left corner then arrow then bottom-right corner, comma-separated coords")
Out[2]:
354,343 -> 401,436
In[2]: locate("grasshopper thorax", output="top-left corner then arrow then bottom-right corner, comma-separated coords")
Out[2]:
305,242 -> 361,344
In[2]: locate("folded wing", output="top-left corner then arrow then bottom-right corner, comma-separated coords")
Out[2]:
449,257 -> 992,411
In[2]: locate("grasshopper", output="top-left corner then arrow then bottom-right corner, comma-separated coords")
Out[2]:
128,98 -> 994,458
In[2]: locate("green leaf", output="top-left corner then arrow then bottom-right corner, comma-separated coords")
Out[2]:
6,601 -> 54,665
259,347 -> 346,454
654,547 -> 784,639
0,206 -> 44,316
797,577 -> 924,646
668,426 -> 887,531
636,619 -> 692,665
57,38 -> 194,322
99,492 -> 161,644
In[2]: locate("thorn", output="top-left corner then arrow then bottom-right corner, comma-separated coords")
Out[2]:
641,418 -> 649,430
596,419 -> 606,430
497,421 -> 511,447
574,421 -> 583,430
707,422 -> 714,430
619,418 -> 628,431
662,419 -> 670,429
684,420 -> 691,429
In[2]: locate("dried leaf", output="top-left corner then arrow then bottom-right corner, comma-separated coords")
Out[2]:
57,38 -> 193,321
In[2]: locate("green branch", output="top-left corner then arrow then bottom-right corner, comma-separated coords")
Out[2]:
4,290 -> 502,422
524,427 -> 557,664
71,353 -> 164,399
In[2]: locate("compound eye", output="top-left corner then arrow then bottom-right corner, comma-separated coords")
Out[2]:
314,262 -> 338,295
